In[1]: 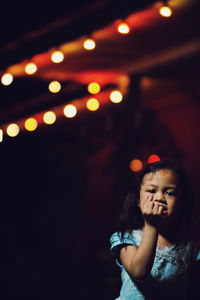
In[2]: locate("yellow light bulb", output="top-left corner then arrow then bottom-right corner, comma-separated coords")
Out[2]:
25,63 -> 37,75
43,111 -> 56,125
83,39 -> 96,50
48,81 -> 61,93
0,129 -> 3,142
1,73 -> 13,86
110,90 -> 123,103
117,23 -> 130,34
51,51 -> 64,63
6,123 -> 20,137
159,6 -> 172,17
63,104 -> 77,118
87,82 -> 101,94
24,118 -> 38,131
86,98 -> 100,111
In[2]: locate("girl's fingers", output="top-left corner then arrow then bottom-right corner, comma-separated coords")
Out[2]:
147,201 -> 154,211
155,203 -> 167,215
141,195 -> 153,211
145,195 -> 153,207
152,202 -> 160,214
142,195 -> 168,216
158,205 -> 163,215
146,194 -> 154,201
151,202 -> 166,215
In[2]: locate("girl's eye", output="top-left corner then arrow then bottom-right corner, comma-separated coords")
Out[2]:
147,189 -> 156,194
165,191 -> 176,196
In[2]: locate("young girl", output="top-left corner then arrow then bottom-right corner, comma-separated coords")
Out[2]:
110,160 -> 200,300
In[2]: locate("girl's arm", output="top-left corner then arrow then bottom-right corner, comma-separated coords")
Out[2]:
120,224 -> 158,281
120,196 -> 165,281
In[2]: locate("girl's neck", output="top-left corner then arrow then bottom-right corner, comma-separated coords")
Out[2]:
158,222 -> 178,247
157,234 -> 175,248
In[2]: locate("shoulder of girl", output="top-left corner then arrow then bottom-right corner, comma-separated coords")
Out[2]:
187,240 -> 200,261
110,230 -> 140,248
196,250 -> 200,261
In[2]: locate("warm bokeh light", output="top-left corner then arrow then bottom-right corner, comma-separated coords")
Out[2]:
87,82 -> 101,94
24,118 -> 38,131
148,154 -> 161,164
43,111 -> 56,125
83,38 -> 96,50
51,50 -> 64,63
117,22 -> 130,34
25,63 -> 37,75
86,98 -> 100,111
0,129 -> 3,142
6,123 -> 20,137
48,81 -> 61,93
110,90 -> 123,103
159,6 -> 172,17
130,159 -> 143,172
1,73 -> 13,86
63,104 -> 77,118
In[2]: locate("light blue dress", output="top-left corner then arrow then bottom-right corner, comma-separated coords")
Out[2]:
110,230 -> 200,300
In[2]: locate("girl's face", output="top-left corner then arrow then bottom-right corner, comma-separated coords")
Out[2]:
139,169 -> 180,217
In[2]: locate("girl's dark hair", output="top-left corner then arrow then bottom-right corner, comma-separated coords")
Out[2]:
118,160 -> 197,245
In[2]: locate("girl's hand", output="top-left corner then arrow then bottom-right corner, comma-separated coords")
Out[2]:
140,195 -> 167,227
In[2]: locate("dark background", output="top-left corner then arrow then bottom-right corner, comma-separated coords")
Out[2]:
0,1 -> 200,299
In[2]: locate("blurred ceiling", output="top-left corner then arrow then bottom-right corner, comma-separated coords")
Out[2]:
0,0 -> 200,130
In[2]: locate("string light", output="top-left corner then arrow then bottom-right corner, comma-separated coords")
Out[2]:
51,50 -> 64,63
83,38 -> 96,50
6,123 -> 20,137
87,82 -> 101,94
86,98 -> 100,111
147,154 -> 161,164
0,14 -> 137,138
130,159 -> 143,172
24,118 -> 38,131
117,22 -> 130,34
43,111 -> 56,125
48,81 -> 61,93
1,73 -> 13,86
159,5 -> 172,17
25,63 -> 37,75
110,90 -> 123,103
63,104 -> 77,118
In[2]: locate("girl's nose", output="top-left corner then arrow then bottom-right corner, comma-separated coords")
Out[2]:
154,193 -> 166,204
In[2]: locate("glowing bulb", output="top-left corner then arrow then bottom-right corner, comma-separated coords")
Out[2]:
117,23 -> 130,34
86,98 -> 100,111
0,129 -> 3,143
25,63 -> 37,75
148,154 -> 161,164
130,159 -> 143,172
24,118 -> 38,131
43,111 -> 56,125
48,81 -> 61,93
1,73 -> 13,86
87,82 -> 101,94
83,39 -> 96,50
63,104 -> 77,118
159,6 -> 172,17
0,129 -> 3,142
6,123 -> 20,137
51,51 -> 64,63
110,90 -> 123,103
